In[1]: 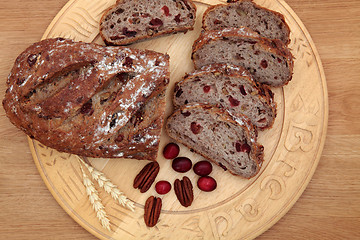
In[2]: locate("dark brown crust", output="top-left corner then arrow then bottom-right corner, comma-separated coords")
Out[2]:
191,27 -> 294,87
202,0 -> 291,45
174,63 -> 277,129
99,0 -> 197,46
2,38 -> 170,160
166,103 -> 264,178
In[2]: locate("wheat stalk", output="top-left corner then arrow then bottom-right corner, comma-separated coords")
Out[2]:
79,164 -> 111,231
77,156 -> 135,212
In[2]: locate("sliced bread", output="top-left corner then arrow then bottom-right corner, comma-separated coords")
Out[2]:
166,103 -> 264,178
100,0 -> 197,45
173,64 -> 276,129
192,27 -> 294,87
202,0 -> 291,45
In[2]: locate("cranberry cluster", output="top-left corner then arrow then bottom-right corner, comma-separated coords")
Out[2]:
154,142 -> 217,195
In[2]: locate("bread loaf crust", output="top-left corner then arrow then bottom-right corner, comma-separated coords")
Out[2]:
99,0 -> 197,45
3,38 -> 170,160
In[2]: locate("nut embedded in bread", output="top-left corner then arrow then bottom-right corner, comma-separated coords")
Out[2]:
173,64 -> 277,129
100,0 -> 197,45
166,103 -> 264,178
202,0 -> 291,45
192,27 -> 294,87
2,38 -> 170,160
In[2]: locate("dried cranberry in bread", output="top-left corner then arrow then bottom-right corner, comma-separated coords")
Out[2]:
100,0 -> 197,45
192,27 -> 294,87
173,64 -> 276,129
166,103 -> 264,178
2,38 -> 170,160
203,0 -> 291,45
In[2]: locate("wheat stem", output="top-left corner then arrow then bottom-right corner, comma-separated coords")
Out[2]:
77,156 -> 135,212
79,164 -> 111,231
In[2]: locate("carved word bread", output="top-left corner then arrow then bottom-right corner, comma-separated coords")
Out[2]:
166,103 -> 264,178
173,63 -> 277,129
2,38 -> 170,160
192,27 -> 294,87
100,0 -> 197,45
202,0 -> 291,45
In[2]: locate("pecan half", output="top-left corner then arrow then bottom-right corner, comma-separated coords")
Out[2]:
174,176 -> 194,207
144,196 -> 162,227
133,162 -> 159,193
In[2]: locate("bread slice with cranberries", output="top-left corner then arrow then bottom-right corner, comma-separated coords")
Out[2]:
192,27 -> 294,87
202,0 -> 291,45
166,103 -> 264,178
100,0 -> 197,45
173,64 -> 276,129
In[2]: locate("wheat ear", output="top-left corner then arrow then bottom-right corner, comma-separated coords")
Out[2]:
79,164 -> 111,231
77,156 -> 135,212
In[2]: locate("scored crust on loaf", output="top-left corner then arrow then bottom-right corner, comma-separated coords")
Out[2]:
203,0 -> 291,45
2,38 -> 170,160
192,27 -> 294,87
173,64 -> 277,129
100,0 -> 197,45
166,103 -> 264,178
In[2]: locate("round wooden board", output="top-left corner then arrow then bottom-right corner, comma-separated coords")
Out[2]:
30,0 -> 328,239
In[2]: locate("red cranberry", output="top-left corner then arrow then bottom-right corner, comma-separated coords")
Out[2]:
228,96 -> 240,107
235,142 -> 251,153
155,181 -> 171,194
122,27 -> 137,37
174,14 -> 181,23
203,85 -> 211,93
260,59 -> 268,68
213,19 -> 222,25
239,143 -> 251,153
240,85 -> 247,95
197,176 -> 217,192
193,160 -> 212,176
277,57 -> 282,63
190,122 -> 202,134
163,143 -> 180,159
161,6 -> 170,16
172,157 -> 192,173
150,18 -> 163,27
80,100 -> 94,115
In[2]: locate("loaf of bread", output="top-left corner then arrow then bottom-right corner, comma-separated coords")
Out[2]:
2,38 -> 170,160
100,0 -> 197,45
192,27 -> 294,87
166,103 -> 264,178
202,0 -> 290,45
173,64 -> 276,129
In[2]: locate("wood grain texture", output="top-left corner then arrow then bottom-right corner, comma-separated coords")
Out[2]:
0,0 -> 359,240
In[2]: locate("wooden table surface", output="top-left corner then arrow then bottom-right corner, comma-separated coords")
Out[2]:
0,0 -> 359,239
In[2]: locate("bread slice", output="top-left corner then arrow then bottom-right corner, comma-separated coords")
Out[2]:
100,0 -> 197,45
166,103 -> 264,178
192,27 -> 294,87
2,38 -> 170,160
203,0 -> 290,45
173,64 -> 276,129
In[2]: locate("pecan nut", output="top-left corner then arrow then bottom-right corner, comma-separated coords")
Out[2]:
133,162 -> 159,193
174,176 -> 194,207
144,196 -> 162,227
